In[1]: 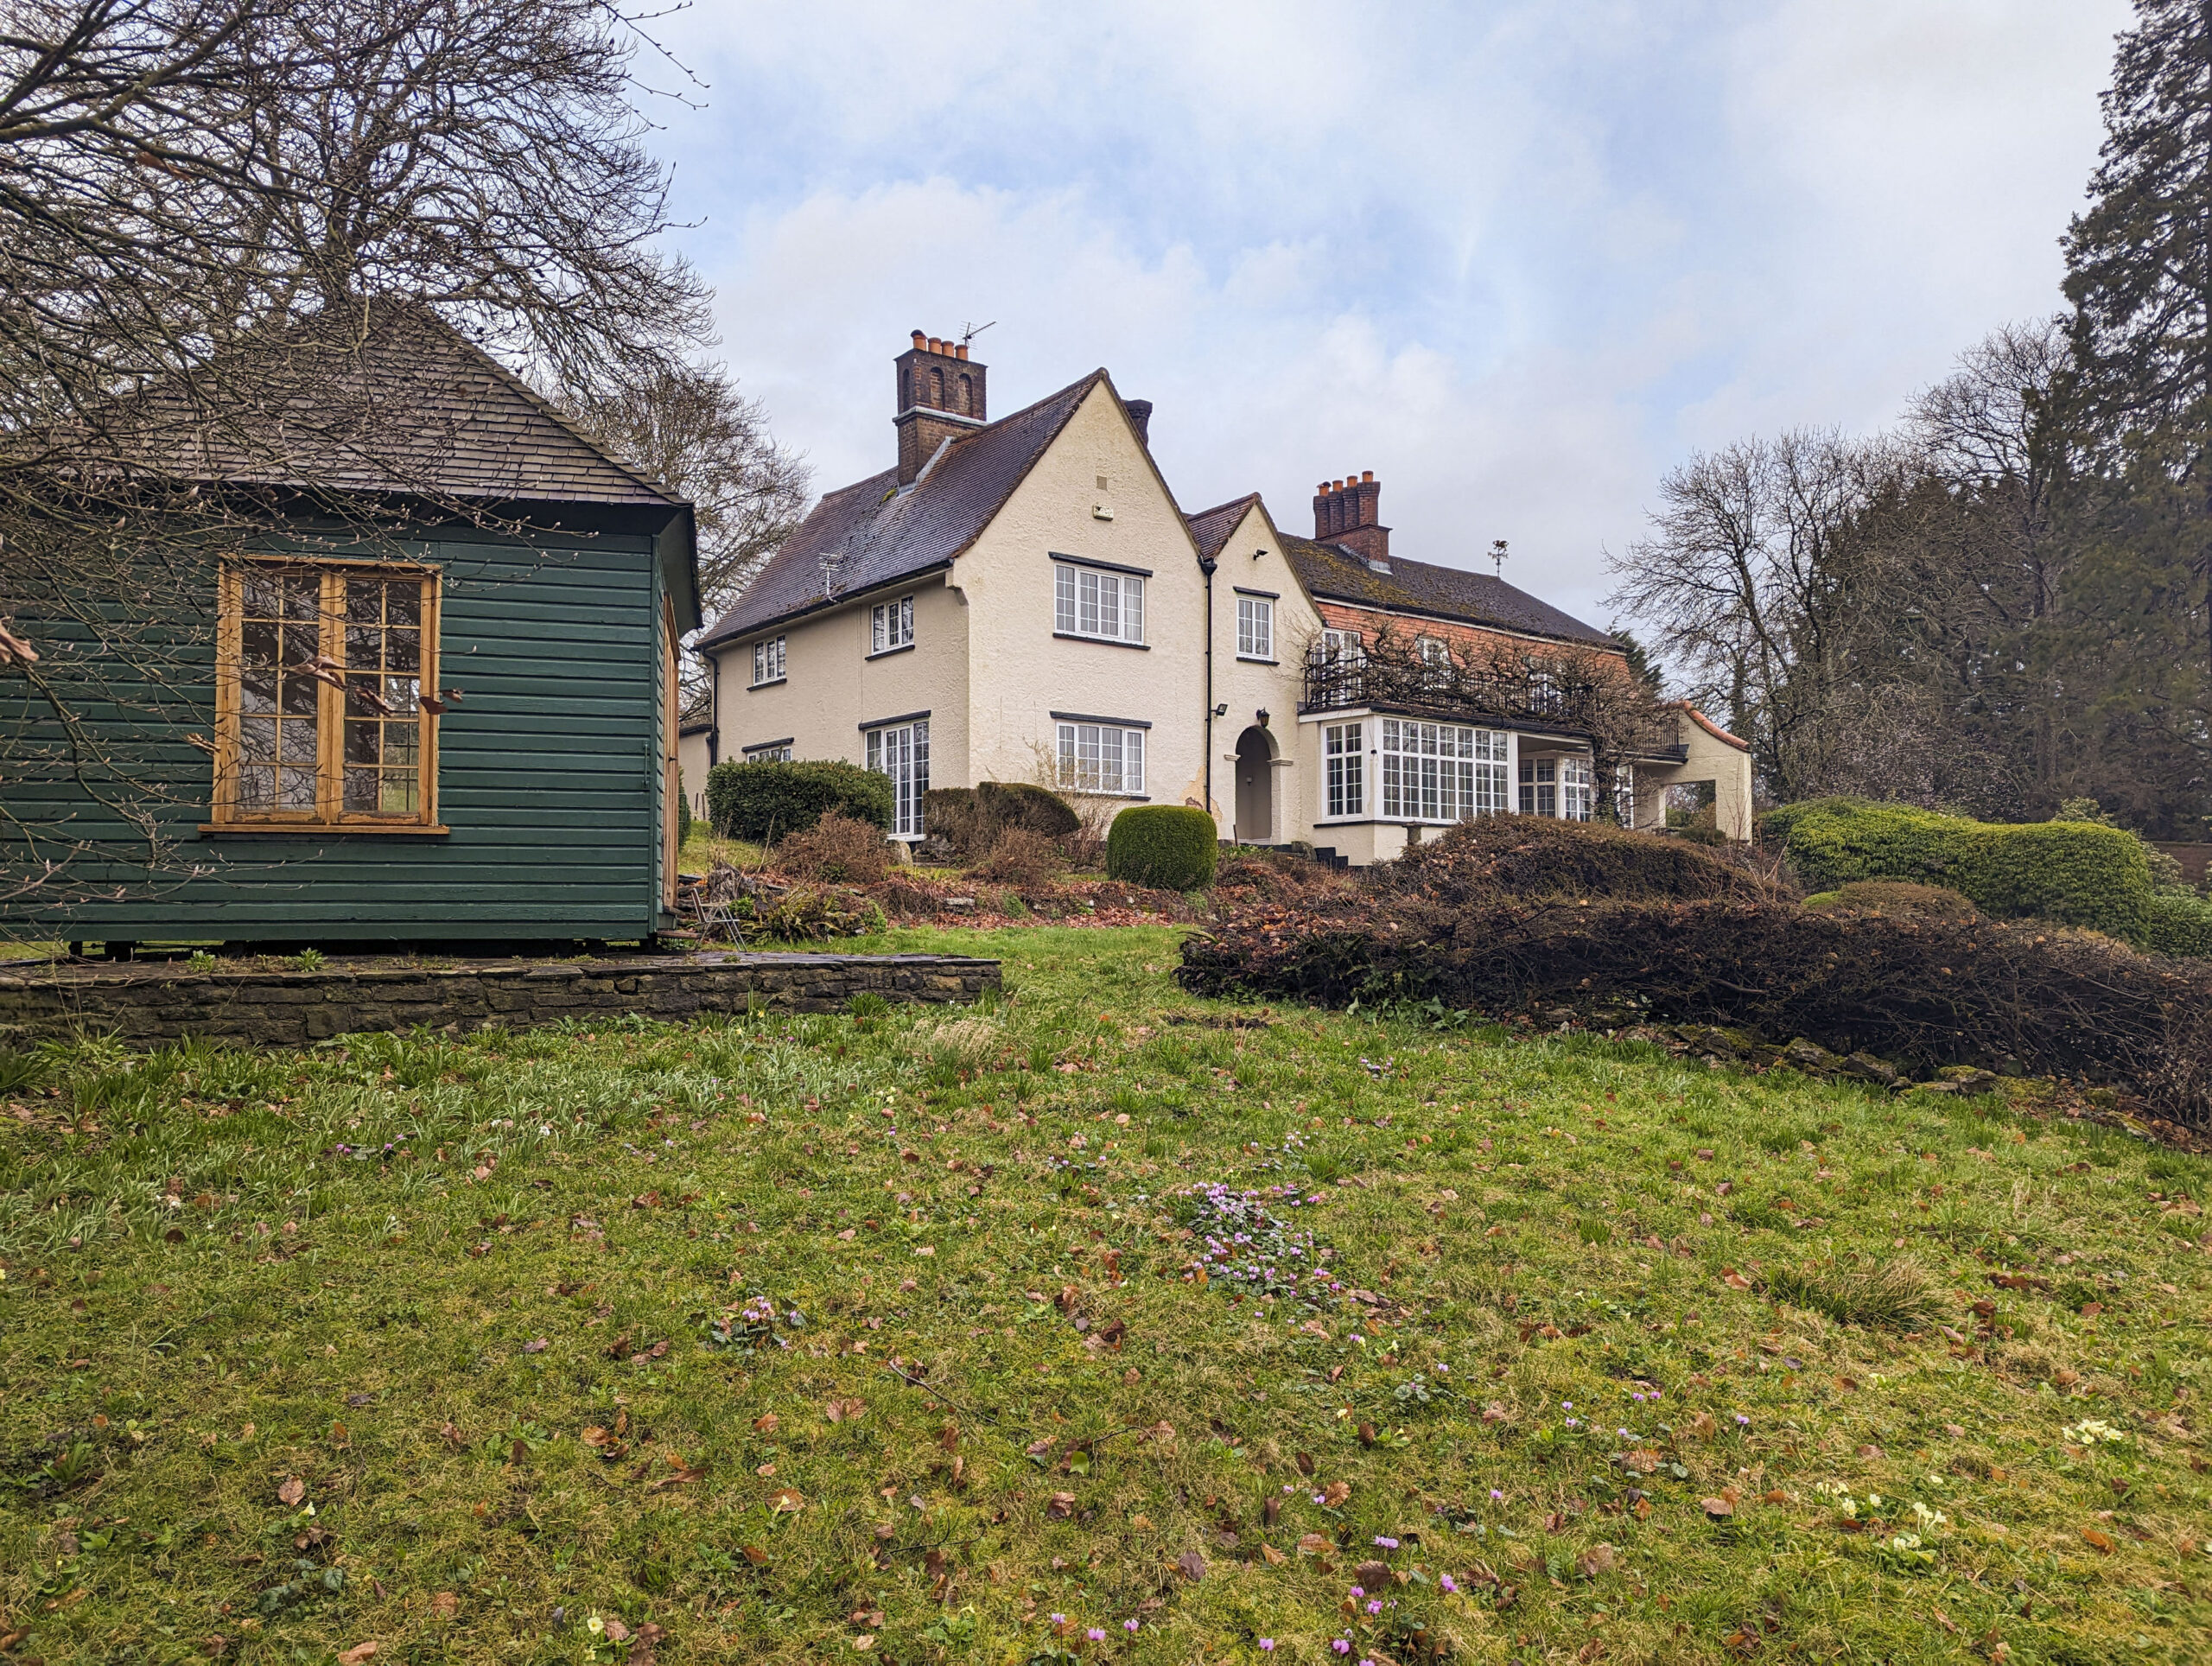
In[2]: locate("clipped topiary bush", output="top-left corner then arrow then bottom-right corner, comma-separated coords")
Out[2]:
1107,805 -> 1218,891
707,759 -> 893,843
2145,889 -> 2212,958
1768,799 -> 2152,942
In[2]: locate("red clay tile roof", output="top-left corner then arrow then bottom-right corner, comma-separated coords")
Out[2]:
1185,493 -> 1263,563
1283,534 -> 1618,648
1669,700 -> 1751,751
699,370 -> 1112,645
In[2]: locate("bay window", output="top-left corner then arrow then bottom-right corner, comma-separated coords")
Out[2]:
1379,719 -> 1508,823
1323,722 -> 1363,817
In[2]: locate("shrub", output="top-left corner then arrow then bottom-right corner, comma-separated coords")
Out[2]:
1107,805 -> 1218,891
1803,881 -> 1980,922
1768,799 -> 2152,942
920,781 -> 1080,859
976,780 -> 1080,840
707,759 -> 892,843
969,826 -> 1062,886
677,772 -> 693,845
1179,887 -> 2212,1124
753,887 -> 886,942
771,812 -> 893,885
2145,889 -> 2212,958
1369,817 -> 1772,906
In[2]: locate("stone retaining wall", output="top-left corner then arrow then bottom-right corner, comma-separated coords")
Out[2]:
0,951 -> 999,1050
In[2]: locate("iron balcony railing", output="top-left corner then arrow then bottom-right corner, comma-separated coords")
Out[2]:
1300,640 -> 1601,731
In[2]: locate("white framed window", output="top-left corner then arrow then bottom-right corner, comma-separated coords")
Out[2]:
1416,635 -> 1452,688
1529,668 -> 1564,715
870,595 -> 914,654
1519,757 -> 1555,817
1056,722 -> 1146,795
1380,719 -> 1508,823
1560,756 -> 1593,821
865,719 -> 929,838
751,636 -> 785,686
1236,595 -> 1274,660
1320,628 -> 1365,664
742,741 -> 792,763
1324,722 -> 1363,817
1053,562 -> 1144,645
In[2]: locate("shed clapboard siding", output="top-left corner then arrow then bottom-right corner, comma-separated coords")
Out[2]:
3,522 -> 671,943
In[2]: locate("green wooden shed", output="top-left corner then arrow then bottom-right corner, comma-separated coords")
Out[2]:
1,307 -> 697,951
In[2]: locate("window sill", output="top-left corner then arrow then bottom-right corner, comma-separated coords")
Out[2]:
866,642 -> 916,661
748,677 -> 786,690
1060,791 -> 1151,802
1236,655 -> 1279,665
200,822 -> 450,837
1052,633 -> 1148,650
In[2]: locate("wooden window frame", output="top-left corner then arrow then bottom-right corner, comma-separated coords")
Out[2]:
205,557 -> 446,835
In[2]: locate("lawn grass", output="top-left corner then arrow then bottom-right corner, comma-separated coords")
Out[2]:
2,924 -> 2209,1665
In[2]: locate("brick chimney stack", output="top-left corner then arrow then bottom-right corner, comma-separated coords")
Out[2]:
1313,470 -> 1389,567
894,329 -> 988,486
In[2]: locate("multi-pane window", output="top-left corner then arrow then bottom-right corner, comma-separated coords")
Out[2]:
1052,562 -> 1144,645
871,596 -> 914,654
1519,757 -> 1556,817
1417,635 -> 1452,688
752,636 -> 786,685
865,720 -> 929,837
1379,719 -> 1508,823
1324,722 -> 1363,817
744,743 -> 793,763
215,561 -> 440,828
1057,722 -> 1146,795
1236,596 -> 1273,659
1560,756 -> 1594,821
1320,628 -> 1364,664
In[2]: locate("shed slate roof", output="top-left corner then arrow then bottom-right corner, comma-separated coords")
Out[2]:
1283,534 -> 1618,648
699,370 -> 1110,646
106,301 -> 680,508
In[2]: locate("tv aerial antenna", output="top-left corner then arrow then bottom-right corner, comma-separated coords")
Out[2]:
960,321 -> 996,348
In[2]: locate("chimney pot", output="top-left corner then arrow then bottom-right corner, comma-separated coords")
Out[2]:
1332,480 -> 1344,492
955,341 -> 969,360
912,329 -> 926,349
1362,469 -> 1374,482
924,337 -> 938,353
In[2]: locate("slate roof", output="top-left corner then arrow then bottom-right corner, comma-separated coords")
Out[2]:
699,370 -> 1110,646
105,301 -> 680,508
1283,534 -> 1618,648
1185,493 -> 1262,563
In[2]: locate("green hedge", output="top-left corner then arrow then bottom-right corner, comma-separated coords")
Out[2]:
1106,805 -> 1218,891
2145,889 -> 2212,958
677,771 -> 694,846
1764,799 -> 2152,942
705,759 -> 892,843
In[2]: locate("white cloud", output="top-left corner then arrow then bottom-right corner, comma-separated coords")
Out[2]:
652,0 -> 2132,627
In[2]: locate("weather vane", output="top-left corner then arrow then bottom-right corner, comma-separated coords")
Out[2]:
1490,539 -> 1509,578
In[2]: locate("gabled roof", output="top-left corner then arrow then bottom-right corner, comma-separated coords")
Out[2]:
700,370 -> 1115,646
108,301 -> 684,509
1185,493 -> 1263,563
1284,535 -> 1618,649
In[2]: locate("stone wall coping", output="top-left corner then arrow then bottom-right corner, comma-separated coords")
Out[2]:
0,949 -> 1000,995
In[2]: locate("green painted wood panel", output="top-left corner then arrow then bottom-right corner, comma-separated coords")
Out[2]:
2,520 -> 672,943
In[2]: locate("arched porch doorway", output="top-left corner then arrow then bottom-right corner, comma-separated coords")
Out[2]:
1234,726 -> 1274,844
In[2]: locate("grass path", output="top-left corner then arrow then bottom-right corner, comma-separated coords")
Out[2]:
2,925 -> 2208,1664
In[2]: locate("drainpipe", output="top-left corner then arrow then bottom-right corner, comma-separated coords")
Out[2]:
1199,554 -> 1218,821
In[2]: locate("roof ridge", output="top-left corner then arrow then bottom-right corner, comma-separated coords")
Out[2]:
1185,491 -> 1262,524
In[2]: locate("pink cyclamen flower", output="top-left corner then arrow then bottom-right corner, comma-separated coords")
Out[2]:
1366,1599 -> 1383,1615
1440,1574 -> 1458,1593
1050,1615 -> 1066,1625
1088,1629 -> 1106,1642
1736,1414 -> 1751,1426
1373,1536 -> 1399,1548
1260,1643 -> 1275,1653
1125,1620 -> 1139,1633
1490,1488 -> 1504,1500
1348,1586 -> 1364,1599
1331,1643 -> 1351,1656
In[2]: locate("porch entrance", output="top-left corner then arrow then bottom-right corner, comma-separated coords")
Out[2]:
1235,726 -> 1274,843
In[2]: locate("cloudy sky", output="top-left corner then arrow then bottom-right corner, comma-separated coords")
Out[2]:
645,0 -> 2129,631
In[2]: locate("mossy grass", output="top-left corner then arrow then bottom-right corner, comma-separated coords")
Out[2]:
2,926 -> 2208,1663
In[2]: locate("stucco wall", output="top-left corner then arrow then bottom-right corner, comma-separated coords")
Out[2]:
1630,708 -> 1756,840
955,383 -> 1208,810
709,575 -> 970,788
1207,504 -> 1326,843
677,729 -> 712,818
